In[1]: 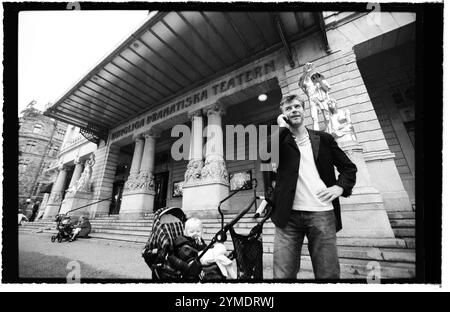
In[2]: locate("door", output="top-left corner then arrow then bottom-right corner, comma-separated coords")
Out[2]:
110,180 -> 124,215
153,172 -> 169,211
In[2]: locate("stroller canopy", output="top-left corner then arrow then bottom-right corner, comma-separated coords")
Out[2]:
145,207 -> 186,255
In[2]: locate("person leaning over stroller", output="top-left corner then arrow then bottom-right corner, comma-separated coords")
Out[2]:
261,94 -> 357,280
69,216 -> 91,242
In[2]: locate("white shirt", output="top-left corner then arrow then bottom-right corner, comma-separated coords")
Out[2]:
291,134 -> 333,212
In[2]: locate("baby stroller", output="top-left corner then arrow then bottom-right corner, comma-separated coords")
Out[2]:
51,214 -> 74,243
142,179 -> 273,281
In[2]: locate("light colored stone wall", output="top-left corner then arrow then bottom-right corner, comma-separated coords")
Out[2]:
90,143 -> 121,216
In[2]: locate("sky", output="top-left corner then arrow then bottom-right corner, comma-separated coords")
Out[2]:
18,10 -> 151,115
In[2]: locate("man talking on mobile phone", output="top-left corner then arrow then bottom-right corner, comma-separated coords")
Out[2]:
262,94 -> 357,280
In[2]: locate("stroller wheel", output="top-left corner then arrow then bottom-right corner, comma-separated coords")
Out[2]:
57,236 -> 63,243
51,235 -> 56,243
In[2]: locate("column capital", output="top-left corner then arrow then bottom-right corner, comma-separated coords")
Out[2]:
132,133 -> 144,142
203,103 -> 225,117
74,156 -> 81,165
187,109 -> 203,119
143,127 -> 162,139
57,163 -> 67,171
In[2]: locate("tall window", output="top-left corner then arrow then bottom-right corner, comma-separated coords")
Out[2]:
25,140 -> 37,153
55,129 -> 65,140
49,146 -> 59,157
33,124 -> 43,134
19,160 -> 30,174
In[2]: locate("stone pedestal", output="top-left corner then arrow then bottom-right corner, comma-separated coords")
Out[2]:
120,189 -> 155,219
182,182 -> 230,218
59,191 -> 94,218
43,204 -> 62,219
365,152 -> 412,211
336,139 -> 395,238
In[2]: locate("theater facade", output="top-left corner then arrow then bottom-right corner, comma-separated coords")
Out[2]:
43,11 -> 416,240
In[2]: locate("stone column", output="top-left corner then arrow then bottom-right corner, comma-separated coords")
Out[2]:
43,164 -> 68,218
184,110 -> 204,184
139,129 -> 160,180
68,158 -> 84,191
202,104 -> 227,179
120,130 -> 159,219
124,135 -> 145,192
183,103 -> 230,216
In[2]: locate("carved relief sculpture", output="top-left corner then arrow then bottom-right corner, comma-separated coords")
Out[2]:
184,159 -> 204,183
135,170 -> 155,192
75,154 -> 95,192
124,173 -> 138,191
201,155 -> 228,184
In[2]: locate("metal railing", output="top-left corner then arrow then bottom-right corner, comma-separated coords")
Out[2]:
61,197 -> 112,216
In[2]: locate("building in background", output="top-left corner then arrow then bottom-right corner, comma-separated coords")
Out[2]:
36,11 -> 418,278
18,101 -> 67,216
43,11 -> 416,219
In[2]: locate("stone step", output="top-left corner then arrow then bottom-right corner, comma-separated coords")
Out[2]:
89,233 -> 149,244
91,224 -> 153,231
95,214 -> 119,218
90,225 -> 409,250
90,220 -> 153,226
393,228 -> 415,238
262,255 -> 415,279
201,232 -> 408,248
390,219 -> 415,228
91,218 -> 152,222
91,228 -> 150,237
387,211 -> 415,219
403,238 -> 415,249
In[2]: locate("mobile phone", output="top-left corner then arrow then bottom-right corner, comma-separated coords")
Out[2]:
282,115 -> 291,125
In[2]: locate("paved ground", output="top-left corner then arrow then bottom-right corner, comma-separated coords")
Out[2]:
19,231 -> 152,281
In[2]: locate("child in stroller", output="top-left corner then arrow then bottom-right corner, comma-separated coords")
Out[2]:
51,214 -> 74,243
174,217 -> 236,280
142,179 -> 273,281
142,208 -> 226,281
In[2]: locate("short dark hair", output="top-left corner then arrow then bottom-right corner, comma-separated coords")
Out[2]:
279,94 -> 305,109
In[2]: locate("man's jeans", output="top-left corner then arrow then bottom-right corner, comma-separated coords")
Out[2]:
273,210 -> 340,279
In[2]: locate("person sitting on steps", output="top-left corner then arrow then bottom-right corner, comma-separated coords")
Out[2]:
69,216 -> 91,242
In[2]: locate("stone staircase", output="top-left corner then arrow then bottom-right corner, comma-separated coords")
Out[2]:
20,210 -> 415,279
387,210 -> 415,249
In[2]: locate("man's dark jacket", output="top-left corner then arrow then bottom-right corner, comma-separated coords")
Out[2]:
262,127 -> 357,232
